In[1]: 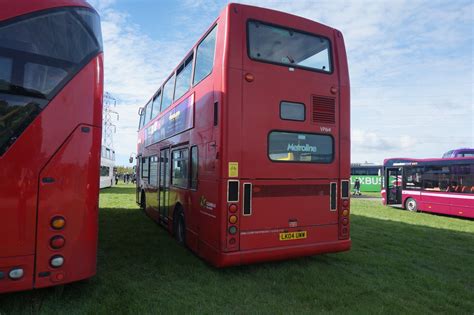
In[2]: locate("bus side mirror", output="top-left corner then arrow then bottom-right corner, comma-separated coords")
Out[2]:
129,156 -> 134,163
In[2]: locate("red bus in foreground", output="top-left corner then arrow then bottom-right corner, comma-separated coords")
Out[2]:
135,4 -> 351,266
0,0 -> 103,293
382,158 -> 474,218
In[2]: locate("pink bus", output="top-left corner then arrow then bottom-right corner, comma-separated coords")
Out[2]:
381,158 -> 474,219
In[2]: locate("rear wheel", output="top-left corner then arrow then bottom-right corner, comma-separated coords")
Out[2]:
140,191 -> 146,210
175,210 -> 186,246
405,198 -> 418,212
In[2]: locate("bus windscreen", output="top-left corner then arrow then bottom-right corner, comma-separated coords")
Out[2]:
0,8 -> 102,156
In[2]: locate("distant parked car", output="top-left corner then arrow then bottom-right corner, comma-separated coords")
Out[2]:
442,148 -> 474,158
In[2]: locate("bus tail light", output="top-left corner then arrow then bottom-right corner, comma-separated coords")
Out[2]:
243,183 -> 252,215
227,180 -> 239,202
330,182 -> 337,211
339,184 -> 350,239
50,256 -> 64,268
228,226 -> 237,235
226,202 -> 240,251
341,180 -> 349,199
50,236 -> 66,249
229,215 -> 238,224
228,204 -> 238,213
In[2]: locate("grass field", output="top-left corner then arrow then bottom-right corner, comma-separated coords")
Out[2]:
1,183 -> 473,314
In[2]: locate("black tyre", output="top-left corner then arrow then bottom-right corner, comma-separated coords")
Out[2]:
175,210 -> 186,246
140,191 -> 146,210
405,197 -> 418,212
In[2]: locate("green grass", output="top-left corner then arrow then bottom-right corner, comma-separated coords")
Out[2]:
1,183 -> 473,314
356,191 -> 381,198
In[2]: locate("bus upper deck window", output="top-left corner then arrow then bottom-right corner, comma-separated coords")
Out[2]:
248,20 -> 332,73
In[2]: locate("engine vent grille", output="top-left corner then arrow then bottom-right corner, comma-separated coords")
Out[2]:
312,95 -> 336,124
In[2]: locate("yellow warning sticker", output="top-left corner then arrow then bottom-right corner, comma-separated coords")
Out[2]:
228,162 -> 239,177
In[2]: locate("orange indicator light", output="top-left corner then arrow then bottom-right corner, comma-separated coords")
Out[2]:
229,215 -> 238,224
51,217 -> 66,230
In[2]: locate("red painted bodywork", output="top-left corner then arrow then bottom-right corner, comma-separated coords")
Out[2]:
0,0 -> 103,293
381,157 -> 474,218
137,4 -> 351,267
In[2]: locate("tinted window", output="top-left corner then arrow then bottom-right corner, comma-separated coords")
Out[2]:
0,8 -> 102,156
174,54 -> 193,101
190,146 -> 198,189
268,131 -> 333,163
151,90 -> 162,119
141,157 -> 149,179
149,156 -> 158,187
194,26 -> 217,85
404,167 -> 423,190
100,166 -> 110,176
248,20 -> 331,73
161,75 -> 175,112
172,148 -> 189,188
280,101 -> 305,121
143,101 -> 152,125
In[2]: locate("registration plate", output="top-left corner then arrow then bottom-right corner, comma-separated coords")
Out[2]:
279,231 -> 307,241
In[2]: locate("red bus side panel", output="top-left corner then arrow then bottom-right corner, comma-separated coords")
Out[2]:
34,124 -> 101,288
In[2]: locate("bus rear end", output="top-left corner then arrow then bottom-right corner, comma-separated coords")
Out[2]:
218,4 -> 350,266
0,0 -> 103,293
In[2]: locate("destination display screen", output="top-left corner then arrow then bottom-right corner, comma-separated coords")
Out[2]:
268,131 -> 333,163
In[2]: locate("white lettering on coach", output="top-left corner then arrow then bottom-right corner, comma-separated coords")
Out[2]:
287,143 -> 317,153
320,127 -> 331,132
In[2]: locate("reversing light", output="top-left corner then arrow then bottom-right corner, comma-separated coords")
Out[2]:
50,236 -> 66,249
228,204 -> 238,213
51,216 -> 66,230
342,209 -> 349,217
50,256 -> 64,268
229,215 -> 238,224
9,268 -> 24,280
228,226 -> 237,235
342,200 -> 349,207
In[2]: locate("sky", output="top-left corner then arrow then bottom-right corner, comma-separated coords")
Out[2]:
89,0 -> 474,166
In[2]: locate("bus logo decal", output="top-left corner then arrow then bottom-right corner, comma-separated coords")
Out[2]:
287,143 -> 317,153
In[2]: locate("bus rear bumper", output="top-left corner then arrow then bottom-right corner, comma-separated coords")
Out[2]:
215,239 -> 351,267
0,255 -> 34,294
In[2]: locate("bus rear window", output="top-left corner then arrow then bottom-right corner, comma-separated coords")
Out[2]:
248,20 -> 332,73
268,131 -> 333,163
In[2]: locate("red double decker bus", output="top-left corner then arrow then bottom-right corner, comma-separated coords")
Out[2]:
135,4 -> 351,266
0,0 -> 103,293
